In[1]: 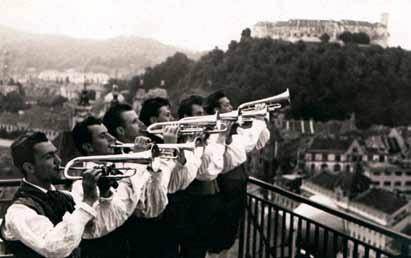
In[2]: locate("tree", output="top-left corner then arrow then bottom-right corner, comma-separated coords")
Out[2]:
240,28 -> 252,42
3,91 -> 26,112
338,31 -> 353,43
353,32 -> 370,44
320,33 -> 330,43
51,95 -> 68,107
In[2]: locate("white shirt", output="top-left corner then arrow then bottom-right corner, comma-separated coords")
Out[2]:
223,118 -> 271,173
195,136 -> 225,182
1,179 -> 96,258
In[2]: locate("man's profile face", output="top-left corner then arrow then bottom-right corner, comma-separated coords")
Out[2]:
217,97 -> 233,113
157,105 -> 173,122
32,141 -> 62,182
190,104 -> 204,117
120,110 -> 146,142
88,124 -> 116,155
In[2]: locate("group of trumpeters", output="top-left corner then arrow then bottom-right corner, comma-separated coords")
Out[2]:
0,89 -> 290,258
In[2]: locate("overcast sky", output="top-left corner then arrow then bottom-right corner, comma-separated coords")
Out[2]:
0,0 -> 409,51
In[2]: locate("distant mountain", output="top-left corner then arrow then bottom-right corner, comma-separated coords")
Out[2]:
0,25 -> 201,77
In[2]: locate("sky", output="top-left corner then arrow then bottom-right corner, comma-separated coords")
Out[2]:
0,0 -> 409,51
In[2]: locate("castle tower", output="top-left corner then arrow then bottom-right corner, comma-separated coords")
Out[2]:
380,12 -> 389,27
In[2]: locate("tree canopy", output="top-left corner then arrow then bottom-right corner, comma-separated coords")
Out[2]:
128,31 -> 411,129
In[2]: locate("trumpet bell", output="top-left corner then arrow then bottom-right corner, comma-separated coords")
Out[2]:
238,88 -> 291,113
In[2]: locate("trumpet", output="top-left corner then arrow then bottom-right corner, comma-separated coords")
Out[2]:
181,89 -> 291,126
146,118 -> 227,136
63,151 -> 154,180
237,88 -> 291,112
110,141 -> 197,158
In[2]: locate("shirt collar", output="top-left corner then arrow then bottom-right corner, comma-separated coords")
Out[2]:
22,178 -> 56,193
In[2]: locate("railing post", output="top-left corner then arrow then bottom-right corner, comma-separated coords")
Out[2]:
238,209 -> 245,258
400,239 -> 410,258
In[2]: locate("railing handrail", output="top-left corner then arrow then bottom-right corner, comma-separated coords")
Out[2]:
248,176 -> 411,242
0,178 -> 72,187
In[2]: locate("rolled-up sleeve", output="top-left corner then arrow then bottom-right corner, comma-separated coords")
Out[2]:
196,143 -> 225,181
135,159 -> 174,218
237,119 -> 270,153
2,202 -> 95,258
70,170 -> 145,239
168,150 -> 200,193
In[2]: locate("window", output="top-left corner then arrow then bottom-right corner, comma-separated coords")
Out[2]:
335,155 -> 341,161
311,164 -> 315,171
394,181 -> 402,187
334,164 -> 341,172
406,171 -> 411,176
379,155 -> 385,162
321,164 -> 328,170
395,171 -> 403,176
374,172 -> 381,176
406,181 -> 411,186
384,181 -> 391,186
346,165 -> 351,172
384,171 -> 392,176
305,153 -> 312,161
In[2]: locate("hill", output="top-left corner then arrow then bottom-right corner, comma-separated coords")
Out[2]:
0,25 -> 201,76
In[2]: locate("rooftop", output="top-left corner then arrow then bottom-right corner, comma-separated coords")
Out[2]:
307,137 -> 353,153
353,188 -> 408,214
309,169 -> 370,198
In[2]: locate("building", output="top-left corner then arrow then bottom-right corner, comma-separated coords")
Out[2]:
363,161 -> 411,198
0,84 -> 19,95
302,170 -> 410,257
38,69 -> 109,84
344,188 -> 410,256
252,13 -> 389,47
303,137 -> 364,174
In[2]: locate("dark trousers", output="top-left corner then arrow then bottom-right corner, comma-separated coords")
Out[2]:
179,194 -> 222,258
81,217 -> 135,258
208,167 -> 248,253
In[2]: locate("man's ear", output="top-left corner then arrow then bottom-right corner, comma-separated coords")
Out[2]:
22,162 -> 35,175
82,143 -> 93,154
116,126 -> 125,137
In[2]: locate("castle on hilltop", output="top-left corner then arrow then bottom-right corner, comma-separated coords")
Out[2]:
252,13 -> 389,47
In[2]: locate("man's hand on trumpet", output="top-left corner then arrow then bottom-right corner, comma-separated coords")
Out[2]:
82,169 -> 102,206
133,136 -> 153,152
162,125 -> 180,143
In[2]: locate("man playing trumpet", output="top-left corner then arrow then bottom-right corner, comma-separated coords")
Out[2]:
71,116 -> 169,258
205,90 -> 271,257
102,103 -> 180,258
0,131 -> 131,258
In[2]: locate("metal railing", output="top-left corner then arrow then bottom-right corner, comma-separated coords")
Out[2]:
239,177 -> 411,258
1,177 -> 411,258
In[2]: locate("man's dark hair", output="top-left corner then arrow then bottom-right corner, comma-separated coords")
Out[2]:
139,97 -> 170,126
103,103 -> 133,139
178,95 -> 204,119
72,116 -> 102,155
11,131 -> 49,176
205,90 -> 226,114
